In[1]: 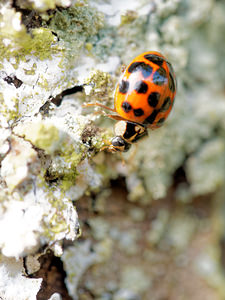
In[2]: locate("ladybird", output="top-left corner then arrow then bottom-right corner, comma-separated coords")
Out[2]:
85,51 -> 177,152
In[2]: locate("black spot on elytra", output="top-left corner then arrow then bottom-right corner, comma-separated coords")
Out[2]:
144,54 -> 164,66
160,97 -> 171,112
128,62 -> 153,78
166,61 -> 174,73
169,72 -> 176,92
153,68 -> 167,85
134,108 -> 144,117
147,92 -> 160,108
119,80 -> 129,94
144,110 -> 158,124
134,80 -> 148,94
122,101 -> 132,113
157,118 -> 165,126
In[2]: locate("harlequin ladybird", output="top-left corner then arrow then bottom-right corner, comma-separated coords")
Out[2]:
85,51 -> 177,152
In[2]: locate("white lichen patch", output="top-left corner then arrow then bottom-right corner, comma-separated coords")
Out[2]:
194,246 -> 225,296
0,127 -> 10,159
65,158 -> 103,200
164,212 -> 197,250
0,256 -> 42,300
42,192 -> 79,244
89,217 -> 110,241
62,240 -> 99,299
146,209 -> 170,246
24,254 -> 41,275
0,180 -> 79,258
13,118 -> 63,155
48,293 -> 63,300
62,236 -> 113,298
0,52 -> 67,117
91,0 -> 148,26
186,138 -> 225,196
16,0 -> 71,12
120,266 -> 151,295
116,229 -> 140,255
0,135 -> 39,191
0,199 -> 43,257
0,131 -> 80,258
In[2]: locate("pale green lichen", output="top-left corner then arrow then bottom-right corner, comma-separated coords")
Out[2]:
0,135 -> 39,191
0,94 -> 21,123
120,266 -> 151,294
23,63 -> 37,75
14,122 -> 60,154
48,5 -> 104,62
0,6 -> 59,61
195,245 -> 225,297
87,4 -> 156,61
84,70 -> 115,104
186,138 -> 225,196
120,10 -> 138,26
13,120 -> 87,192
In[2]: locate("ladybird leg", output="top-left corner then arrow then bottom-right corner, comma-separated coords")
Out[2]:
119,152 -> 126,166
83,102 -> 116,113
106,114 -> 128,121
100,139 -> 112,152
146,124 -> 160,130
91,110 -> 107,117
100,145 -> 109,151
101,144 -> 117,153
121,64 -> 126,73
128,143 -> 138,162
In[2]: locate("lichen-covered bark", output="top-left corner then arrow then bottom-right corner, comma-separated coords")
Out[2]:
0,0 -> 225,299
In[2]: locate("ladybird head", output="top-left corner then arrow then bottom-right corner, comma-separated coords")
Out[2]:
109,136 -> 131,152
107,121 -> 148,152
114,121 -> 148,144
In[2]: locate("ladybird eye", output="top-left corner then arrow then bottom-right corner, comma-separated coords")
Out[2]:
111,136 -> 131,152
111,136 -> 126,147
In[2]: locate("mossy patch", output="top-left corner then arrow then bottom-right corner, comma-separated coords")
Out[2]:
0,95 -> 21,123
48,5 -> 104,62
15,122 -> 60,154
0,17 -> 59,61
85,70 -> 115,103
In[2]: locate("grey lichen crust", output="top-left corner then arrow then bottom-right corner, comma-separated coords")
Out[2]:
0,0 -> 225,299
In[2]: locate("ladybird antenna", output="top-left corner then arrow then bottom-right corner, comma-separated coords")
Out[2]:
83,102 -> 116,113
